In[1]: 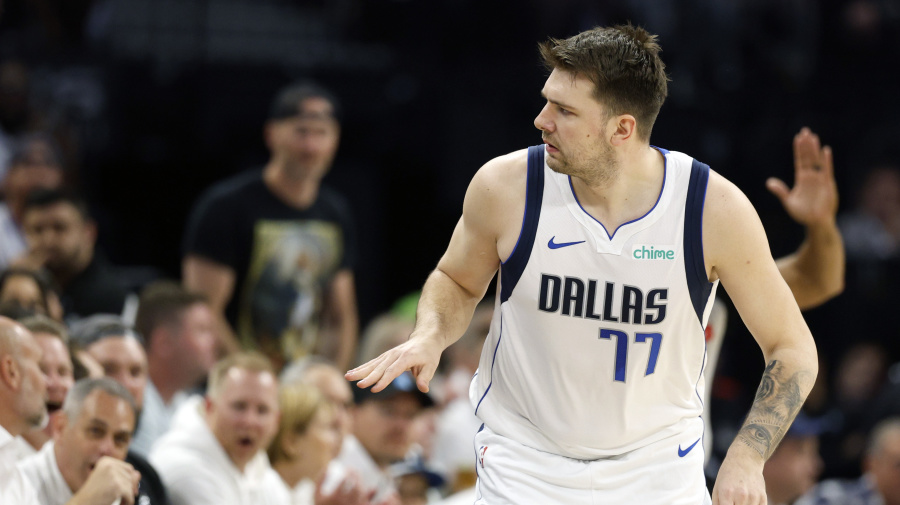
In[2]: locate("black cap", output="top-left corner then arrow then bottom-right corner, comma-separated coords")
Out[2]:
267,81 -> 342,123
352,371 -> 434,408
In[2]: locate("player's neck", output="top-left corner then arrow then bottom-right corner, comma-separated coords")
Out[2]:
570,145 -> 664,231
263,162 -> 320,209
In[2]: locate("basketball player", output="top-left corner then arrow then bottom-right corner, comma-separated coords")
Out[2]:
347,25 -> 818,505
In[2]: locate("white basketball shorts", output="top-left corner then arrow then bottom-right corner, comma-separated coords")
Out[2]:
472,417 -> 711,505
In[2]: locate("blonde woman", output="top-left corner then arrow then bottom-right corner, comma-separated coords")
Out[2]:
267,382 -> 398,505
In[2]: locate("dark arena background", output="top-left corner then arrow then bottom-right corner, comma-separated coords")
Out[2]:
2,0 -> 899,486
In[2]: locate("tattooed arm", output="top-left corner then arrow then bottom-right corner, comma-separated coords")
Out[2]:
703,170 -> 819,505
735,360 -> 814,459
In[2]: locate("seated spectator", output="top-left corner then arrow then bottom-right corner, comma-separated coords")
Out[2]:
150,352 -> 281,505
818,341 -> 889,478
356,314 -> 414,366
340,371 -> 433,501
0,133 -> 65,270
130,281 -> 218,457
20,189 -> 131,318
839,165 -> 900,260
18,377 -> 148,505
281,356 -> 354,444
267,381 -> 376,505
0,316 -> 47,505
763,412 -> 824,505
70,315 -> 148,412
389,456 -> 445,505
796,417 -> 900,505
18,315 -> 73,455
0,266 -> 62,320
69,314 -> 169,504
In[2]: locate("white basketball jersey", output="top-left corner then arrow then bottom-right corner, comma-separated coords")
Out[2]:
470,145 -> 719,460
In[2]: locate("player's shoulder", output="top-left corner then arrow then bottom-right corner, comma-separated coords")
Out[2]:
703,168 -> 754,217
469,148 -> 529,195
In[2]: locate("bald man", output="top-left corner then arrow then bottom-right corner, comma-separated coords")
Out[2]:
0,315 -> 48,504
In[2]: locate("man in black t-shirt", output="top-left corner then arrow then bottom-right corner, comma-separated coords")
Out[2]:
182,82 -> 358,370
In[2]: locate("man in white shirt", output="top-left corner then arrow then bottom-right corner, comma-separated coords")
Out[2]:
0,315 -> 47,505
18,377 -> 144,505
150,351 -> 282,505
130,281 -> 218,457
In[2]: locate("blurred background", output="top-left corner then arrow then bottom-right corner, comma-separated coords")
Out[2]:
2,0 -> 900,481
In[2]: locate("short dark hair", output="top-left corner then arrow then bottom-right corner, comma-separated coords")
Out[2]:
134,280 -> 208,348
539,24 -> 669,140
22,188 -> 92,221
268,81 -> 342,123
0,267 -> 55,315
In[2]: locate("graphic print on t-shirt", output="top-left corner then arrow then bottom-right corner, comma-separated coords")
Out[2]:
237,219 -> 343,364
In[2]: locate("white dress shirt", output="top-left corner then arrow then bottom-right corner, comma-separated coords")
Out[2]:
18,440 -> 73,505
0,424 -> 41,505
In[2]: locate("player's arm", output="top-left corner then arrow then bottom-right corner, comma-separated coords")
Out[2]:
704,172 -> 818,505
182,254 -> 242,355
346,152 -> 526,393
320,269 -> 359,371
769,127 -> 844,310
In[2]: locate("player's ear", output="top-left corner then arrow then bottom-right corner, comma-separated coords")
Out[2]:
609,114 -> 636,146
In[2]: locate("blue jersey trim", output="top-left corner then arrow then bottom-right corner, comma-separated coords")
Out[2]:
499,145 -> 545,304
683,159 -> 713,324
474,315 -> 504,416
567,147 -> 668,240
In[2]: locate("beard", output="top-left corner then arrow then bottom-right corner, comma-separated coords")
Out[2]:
546,139 -> 620,187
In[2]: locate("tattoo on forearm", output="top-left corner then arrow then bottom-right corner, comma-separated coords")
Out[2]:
736,359 -> 811,459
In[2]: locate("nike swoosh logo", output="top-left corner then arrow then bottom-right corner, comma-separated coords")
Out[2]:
677,437 -> 702,457
548,236 -> 585,249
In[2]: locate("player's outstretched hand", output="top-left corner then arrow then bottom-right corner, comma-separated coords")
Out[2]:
345,332 -> 445,394
766,127 -> 837,227
711,446 -> 766,505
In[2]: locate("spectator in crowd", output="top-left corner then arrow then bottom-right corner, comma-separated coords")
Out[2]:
69,314 -> 169,504
0,316 -> 46,504
0,266 -> 62,320
838,165 -> 900,260
18,315 -> 73,455
20,189 -> 131,318
356,313 -> 415,367
150,351 -> 281,505
0,134 -> 65,270
818,341 -> 889,479
280,356 -> 354,445
389,456 -> 445,505
762,412 -> 824,505
18,377 -> 150,505
70,315 -> 148,412
340,371 -> 433,501
130,280 -> 218,457
183,81 -> 359,370
267,381 -> 382,505
797,417 -> 900,505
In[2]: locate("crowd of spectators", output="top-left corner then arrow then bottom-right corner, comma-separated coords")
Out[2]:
2,1 -> 900,504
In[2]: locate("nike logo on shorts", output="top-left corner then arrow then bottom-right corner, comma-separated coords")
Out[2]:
677,437 -> 701,457
548,236 -> 585,249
